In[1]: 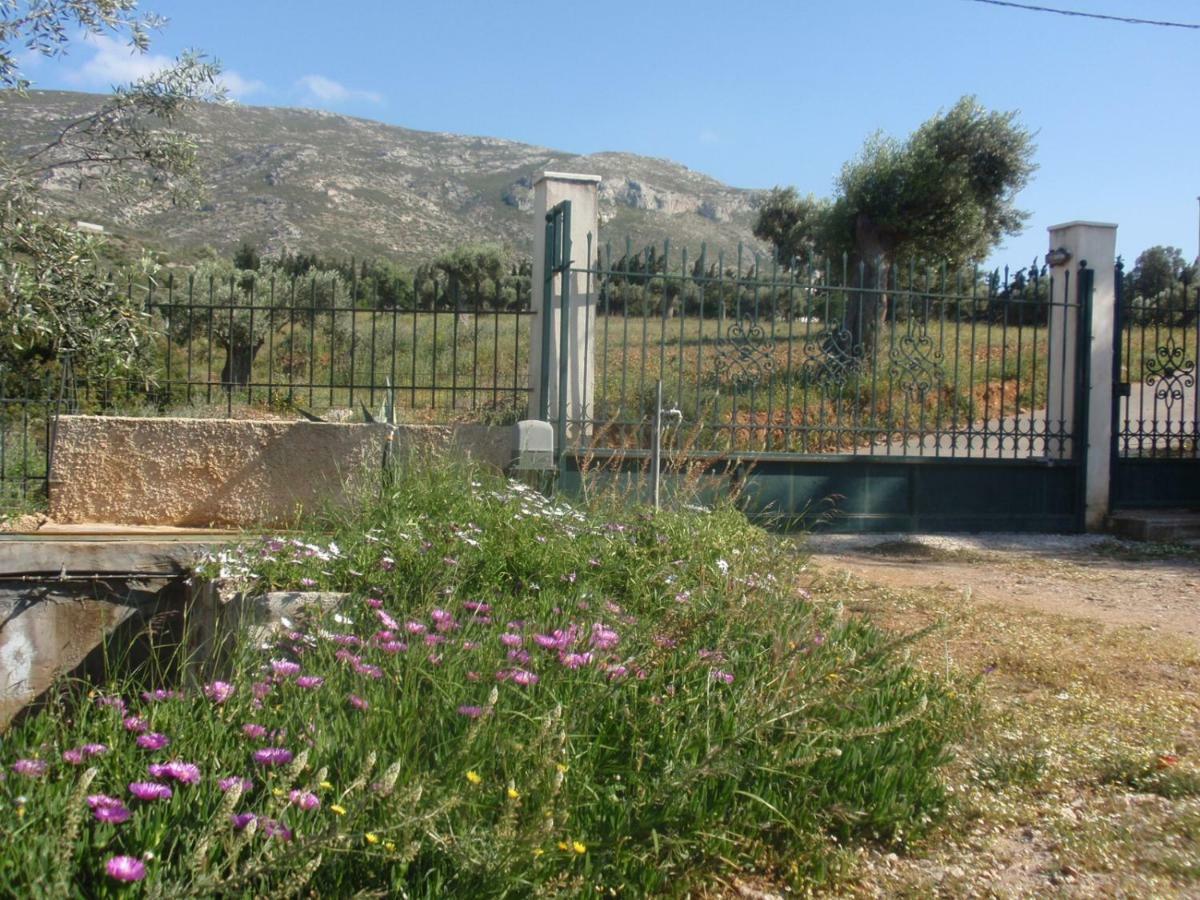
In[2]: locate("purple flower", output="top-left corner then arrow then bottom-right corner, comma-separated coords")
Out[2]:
137,732 -> 170,751
87,793 -> 121,809
123,715 -> 148,733
296,675 -> 325,689
94,695 -> 127,714
105,855 -> 146,883
128,781 -> 173,801
711,669 -> 735,684
375,609 -> 399,630
377,641 -> 407,654
93,802 -> 131,824
299,578 -> 318,588
507,648 -> 532,665
11,759 -> 46,777
141,689 -> 183,703
365,597 -> 384,609
259,817 -> 293,841
500,633 -> 523,648
560,652 -> 593,669
253,747 -> 294,767
405,620 -> 427,634
62,749 -> 86,765
230,812 -> 256,830
424,633 -> 447,646
461,640 -> 480,651
591,625 -> 620,650
462,600 -> 491,614
271,659 -> 301,678
252,681 -> 273,699
242,723 -> 268,740
354,662 -> 383,680
457,705 -> 485,718
82,743 -> 108,757
512,669 -> 539,687
204,681 -> 235,704
288,789 -> 320,811
147,761 -> 201,784
218,776 -> 253,793
347,694 -> 369,711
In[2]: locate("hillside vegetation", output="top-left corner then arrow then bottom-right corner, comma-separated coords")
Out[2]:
0,90 -> 767,263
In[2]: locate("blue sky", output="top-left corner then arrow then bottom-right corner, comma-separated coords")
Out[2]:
19,0 -> 1200,268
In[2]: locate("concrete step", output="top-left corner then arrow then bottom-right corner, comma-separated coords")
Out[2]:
1107,509 -> 1200,543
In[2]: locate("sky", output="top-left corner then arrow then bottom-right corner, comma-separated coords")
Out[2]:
16,0 -> 1200,269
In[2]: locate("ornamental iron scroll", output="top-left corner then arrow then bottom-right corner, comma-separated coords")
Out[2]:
716,315 -> 776,385
888,328 -> 945,400
799,327 -> 860,393
1144,336 -> 1196,412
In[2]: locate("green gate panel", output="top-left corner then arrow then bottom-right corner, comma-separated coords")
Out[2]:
561,454 -> 1082,534
1111,459 -> 1200,510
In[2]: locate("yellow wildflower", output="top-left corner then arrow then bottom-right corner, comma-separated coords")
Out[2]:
557,841 -> 569,851
384,841 -> 397,852
533,848 -> 545,857
330,803 -> 347,816
507,786 -> 520,800
272,787 -> 284,798
319,780 -> 333,791
466,770 -> 482,785
555,763 -> 569,774
572,841 -> 586,854
365,833 -> 380,845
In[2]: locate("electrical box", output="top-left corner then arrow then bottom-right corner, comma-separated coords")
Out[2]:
511,420 -> 555,472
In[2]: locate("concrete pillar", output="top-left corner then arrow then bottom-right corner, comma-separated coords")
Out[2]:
527,172 -> 601,443
1045,221 -> 1117,530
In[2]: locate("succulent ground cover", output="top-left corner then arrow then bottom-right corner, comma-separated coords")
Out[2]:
0,457 -> 964,896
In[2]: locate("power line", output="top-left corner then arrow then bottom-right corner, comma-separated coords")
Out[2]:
964,0 -> 1200,29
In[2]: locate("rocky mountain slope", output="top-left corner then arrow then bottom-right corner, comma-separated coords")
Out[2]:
0,90 -> 768,263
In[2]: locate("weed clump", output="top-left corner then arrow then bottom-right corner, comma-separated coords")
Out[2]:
0,455 -> 963,895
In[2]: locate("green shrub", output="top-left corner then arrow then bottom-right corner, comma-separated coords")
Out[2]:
0,455 -> 963,896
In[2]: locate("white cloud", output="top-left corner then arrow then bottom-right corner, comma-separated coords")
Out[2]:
217,70 -> 265,100
65,33 -> 172,87
296,74 -> 383,106
65,33 -> 264,99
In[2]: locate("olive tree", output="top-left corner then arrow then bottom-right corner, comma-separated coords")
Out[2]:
754,97 -> 1036,353
1,1 -> 223,385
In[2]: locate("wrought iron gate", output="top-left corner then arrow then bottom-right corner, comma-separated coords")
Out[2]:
1110,261 -> 1200,509
560,235 -> 1094,532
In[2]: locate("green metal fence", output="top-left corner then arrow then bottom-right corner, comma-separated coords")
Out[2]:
571,237 -> 1077,461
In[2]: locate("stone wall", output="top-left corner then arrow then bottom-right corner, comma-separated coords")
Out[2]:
49,417 -> 513,528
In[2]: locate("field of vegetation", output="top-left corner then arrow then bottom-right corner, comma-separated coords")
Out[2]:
0,455 -> 964,895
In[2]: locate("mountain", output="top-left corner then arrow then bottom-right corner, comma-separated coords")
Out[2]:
0,90 -> 769,264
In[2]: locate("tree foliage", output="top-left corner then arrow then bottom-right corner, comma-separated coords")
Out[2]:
0,1 -> 223,386
754,96 -> 1036,269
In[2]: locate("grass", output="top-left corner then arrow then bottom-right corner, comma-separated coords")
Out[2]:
804,565 -> 1200,897
0,454 -> 964,896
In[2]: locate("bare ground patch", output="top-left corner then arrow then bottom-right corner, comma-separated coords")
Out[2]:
803,539 -> 1200,898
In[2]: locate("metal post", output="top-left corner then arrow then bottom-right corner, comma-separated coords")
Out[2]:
651,379 -> 663,510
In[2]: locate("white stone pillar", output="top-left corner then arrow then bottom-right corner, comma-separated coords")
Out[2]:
1045,221 -> 1117,530
528,172 -> 600,443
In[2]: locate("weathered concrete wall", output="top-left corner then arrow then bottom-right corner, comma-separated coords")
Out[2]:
49,417 -> 513,528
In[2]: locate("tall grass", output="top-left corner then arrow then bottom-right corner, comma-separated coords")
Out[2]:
0,455 -> 965,895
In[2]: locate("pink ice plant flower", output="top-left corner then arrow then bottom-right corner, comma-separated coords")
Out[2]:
218,776 -> 253,793
296,675 -> 325,689
148,761 -> 201,784
123,715 -> 148,733
11,759 -> 47,777
288,789 -> 320,810
253,747 -> 294,767
347,693 -> 369,711
270,659 -> 301,678
128,781 -> 172,801
377,641 -> 407,654
457,705 -> 485,718
136,732 -> 170,751
105,855 -> 146,883
62,749 -> 86,765
711,669 -> 735,684
500,633 -> 523,648
204,681 -> 235,704
93,695 -> 127,714
87,794 -> 130,825
241,723 -> 268,740
141,688 -> 183,703
591,624 -> 620,650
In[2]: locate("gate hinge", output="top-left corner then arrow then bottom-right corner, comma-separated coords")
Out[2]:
1116,381 -> 1131,398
